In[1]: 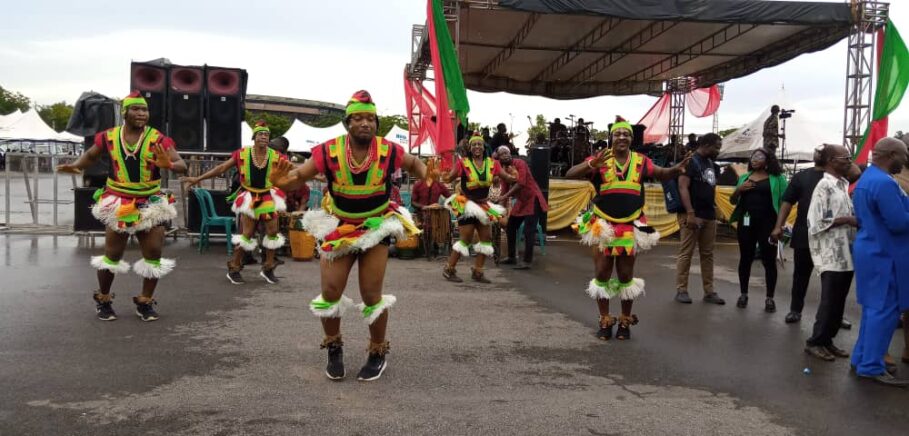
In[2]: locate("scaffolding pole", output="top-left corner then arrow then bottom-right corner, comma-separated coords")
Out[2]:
843,1 -> 889,154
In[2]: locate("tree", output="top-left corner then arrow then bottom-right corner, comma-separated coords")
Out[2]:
526,114 -> 549,143
377,114 -> 407,137
589,128 -> 608,142
718,127 -> 738,138
38,101 -> 74,132
244,111 -> 292,138
0,85 -> 31,115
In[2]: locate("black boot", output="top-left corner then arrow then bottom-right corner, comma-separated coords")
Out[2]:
358,341 -> 389,382
596,314 -> 615,341
615,314 -> 639,340
321,335 -> 345,381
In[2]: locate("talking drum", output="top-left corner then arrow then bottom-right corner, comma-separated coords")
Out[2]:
426,207 -> 452,245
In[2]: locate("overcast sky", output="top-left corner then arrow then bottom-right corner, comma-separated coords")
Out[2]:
1,0 -> 907,144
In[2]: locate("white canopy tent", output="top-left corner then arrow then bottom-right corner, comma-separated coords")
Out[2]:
241,122 -> 254,147
0,109 -> 82,153
0,110 -> 23,130
717,93 -> 838,162
384,125 -> 410,147
285,120 -> 347,153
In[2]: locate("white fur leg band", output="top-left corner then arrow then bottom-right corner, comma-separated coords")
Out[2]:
617,278 -> 646,301
473,241 -> 494,257
357,295 -> 397,325
90,255 -> 131,274
262,234 -> 286,250
453,240 -> 471,257
310,295 -> 354,318
133,258 -> 176,279
586,278 -> 621,300
232,235 -> 258,251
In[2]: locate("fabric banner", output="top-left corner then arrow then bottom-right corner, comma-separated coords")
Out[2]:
855,20 -> 909,164
687,85 -> 722,118
639,85 -> 721,145
546,182 -> 796,236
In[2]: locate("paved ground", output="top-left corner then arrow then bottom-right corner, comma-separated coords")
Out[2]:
1,233 -> 907,436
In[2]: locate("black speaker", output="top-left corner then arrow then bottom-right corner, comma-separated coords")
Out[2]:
528,146 -> 550,193
205,66 -> 247,152
167,65 -> 205,151
186,189 -> 233,232
73,187 -> 105,231
82,136 -> 109,188
130,62 -> 168,132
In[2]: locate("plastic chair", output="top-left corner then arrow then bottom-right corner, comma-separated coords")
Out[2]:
308,189 -> 324,210
192,188 -> 235,256
517,221 -> 546,256
401,191 -> 412,210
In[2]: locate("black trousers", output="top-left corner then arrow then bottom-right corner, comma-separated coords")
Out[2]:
506,200 -> 541,263
790,247 -> 814,313
737,217 -> 777,297
806,270 -> 854,347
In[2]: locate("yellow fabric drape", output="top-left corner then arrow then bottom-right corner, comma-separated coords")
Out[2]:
546,182 -> 797,236
546,179 -> 596,230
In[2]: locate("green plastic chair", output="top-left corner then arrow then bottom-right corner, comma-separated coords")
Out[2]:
517,221 -> 546,256
192,188 -> 235,256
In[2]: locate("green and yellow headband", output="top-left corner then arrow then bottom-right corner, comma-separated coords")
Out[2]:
252,121 -> 270,135
469,134 -> 485,146
610,116 -> 633,135
122,91 -> 147,113
346,90 -> 377,116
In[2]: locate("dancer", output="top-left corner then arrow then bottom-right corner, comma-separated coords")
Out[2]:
182,121 -> 287,284
566,116 -> 689,340
441,134 -> 517,283
269,90 -> 426,381
57,91 -> 187,321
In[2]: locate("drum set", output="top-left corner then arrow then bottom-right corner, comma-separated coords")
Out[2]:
548,115 -> 594,176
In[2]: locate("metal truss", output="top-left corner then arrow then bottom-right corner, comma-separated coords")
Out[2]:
667,77 -> 696,156
618,23 -> 758,89
568,20 -> 681,88
480,13 -> 540,78
532,17 -> 623,82
843,1 -> 889,153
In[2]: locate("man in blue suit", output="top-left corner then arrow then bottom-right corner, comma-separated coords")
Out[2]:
851,137 -> 909,387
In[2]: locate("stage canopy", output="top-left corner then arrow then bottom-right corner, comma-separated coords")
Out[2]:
434,0 -> 853,99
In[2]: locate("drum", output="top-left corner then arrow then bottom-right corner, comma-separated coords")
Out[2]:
395,233 -> 421,260
426,207 -> 452,245
289,229 -> 316,261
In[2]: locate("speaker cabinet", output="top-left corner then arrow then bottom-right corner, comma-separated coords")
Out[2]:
129,62 -> 168,132
167,65 -> 205,151
73,187 -> 105,231
205,66 -> 247,152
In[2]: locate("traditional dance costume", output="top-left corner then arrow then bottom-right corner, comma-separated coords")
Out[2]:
226,145 -> 288,253
90,125 -> 177,279
444,156 -> 505,258
575,148 -> 661,338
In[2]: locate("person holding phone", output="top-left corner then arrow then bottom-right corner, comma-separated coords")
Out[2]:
729,148 -> 788,312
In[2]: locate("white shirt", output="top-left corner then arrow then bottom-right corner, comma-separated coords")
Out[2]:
807,173 -> 856,273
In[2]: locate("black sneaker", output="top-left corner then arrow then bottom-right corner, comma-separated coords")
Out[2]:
785,311 -> 802,323
703,293 -> 726,305
357,353 -> 388,382
260,269 -> 279,284
325,342 -> 345,381
499,257 -> 517,265
736,294 -> 748,308
133,297 -> 159,322
94,295 -> 117,321
226,271 -> 245,285
765,298 -> 776,313
675,292 -> 693,304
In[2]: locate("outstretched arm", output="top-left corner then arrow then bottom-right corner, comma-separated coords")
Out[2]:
56,143 -> 103,174
651,152 -> 692,181
180,157 -> 235,187
402,153 -> 427,180
270,159 -> 319,192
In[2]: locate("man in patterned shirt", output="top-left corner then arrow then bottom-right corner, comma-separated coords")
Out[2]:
804,145 -> 857,362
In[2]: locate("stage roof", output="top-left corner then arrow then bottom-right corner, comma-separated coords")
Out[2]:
421,0 -> 854,99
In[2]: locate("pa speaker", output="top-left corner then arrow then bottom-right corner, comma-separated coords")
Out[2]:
205,66 -> 247,152
167,65 -> 205,151
528,146 -> 551,193
74,187 -> 105,231
130,62 -> 168,132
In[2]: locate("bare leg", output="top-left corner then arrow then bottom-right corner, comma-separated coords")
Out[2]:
593,249 -> 615,316
447,223 -> 476,269
615,256 -> 636,316
358,245 -> 390,343
98,228 -> 129,295
262,217 -> 280,271
474,223 -> 492,271
319,253 -> 357,337
229,215 -> 257,271
134,225 -> 166,299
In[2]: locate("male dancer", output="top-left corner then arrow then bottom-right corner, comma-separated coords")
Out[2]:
182,121 -> 287,284
566,116 -> 689,340
57,91 -> 187,321
270,90 -> 426,381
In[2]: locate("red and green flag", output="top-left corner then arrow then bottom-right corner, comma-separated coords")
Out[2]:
855,19 -> 909,163
426,0 -> 470,157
